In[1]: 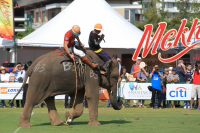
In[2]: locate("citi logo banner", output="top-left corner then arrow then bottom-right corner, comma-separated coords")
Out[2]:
169,87 -> 187,97
166,84 -> 193,100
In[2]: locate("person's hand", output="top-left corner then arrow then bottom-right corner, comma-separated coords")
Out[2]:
181,63 -> 185,68
141,68 -> 145,71
70,54 -> 75,60
100,34 -> 105,39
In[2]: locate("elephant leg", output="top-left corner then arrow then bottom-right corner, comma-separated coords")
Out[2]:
18,101 -> 34,127
45,96 -> 64,126
66,89 -> 84,123
85,72 -> 101,126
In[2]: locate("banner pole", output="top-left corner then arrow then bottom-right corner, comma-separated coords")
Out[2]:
12,0 -> 17,64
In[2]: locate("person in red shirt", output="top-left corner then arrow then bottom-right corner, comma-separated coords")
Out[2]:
190,61 -> 200,110
64,25 -> 98,68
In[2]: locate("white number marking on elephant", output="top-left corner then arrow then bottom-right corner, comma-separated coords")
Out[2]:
39,64 -> 46,73
90,70 -> 98,79
63,62 -> 71,71
34,64 -> 46,73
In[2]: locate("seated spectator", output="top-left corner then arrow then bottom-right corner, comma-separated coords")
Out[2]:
8,68 -> 15,82
137,65 -> 148,108
167,68 -> 180,108
167,68 -> 180,83
0,67 -> 9,82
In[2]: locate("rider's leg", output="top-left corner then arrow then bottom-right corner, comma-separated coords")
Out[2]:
96,50 -> 111,72
73,46 -> 98,68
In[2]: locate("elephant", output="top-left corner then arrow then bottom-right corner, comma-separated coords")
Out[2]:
13,50 -> 122,127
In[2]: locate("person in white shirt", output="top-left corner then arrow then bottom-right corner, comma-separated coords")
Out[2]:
0,67 -> 9,82
14,63 -> 26,82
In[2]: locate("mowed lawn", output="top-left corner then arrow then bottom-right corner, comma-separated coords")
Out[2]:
0,100 -> 200,133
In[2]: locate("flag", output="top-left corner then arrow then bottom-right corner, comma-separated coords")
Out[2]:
0,0 -> 14,40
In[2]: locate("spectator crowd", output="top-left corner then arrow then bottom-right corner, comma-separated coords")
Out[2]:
117,57 -> 200,110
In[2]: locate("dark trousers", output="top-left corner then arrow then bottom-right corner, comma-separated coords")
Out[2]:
151,88 -> 162,108
96,50 -> 111,65
22,84 -> 28,107
16,100 -> 23,107
65,95 -> 72,108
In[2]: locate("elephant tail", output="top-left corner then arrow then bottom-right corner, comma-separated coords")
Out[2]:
10,70 -> 30,104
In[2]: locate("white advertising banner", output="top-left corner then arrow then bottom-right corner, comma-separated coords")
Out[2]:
166,84 -> 195,100
0,83 -> 65,100
119,82 -> 152,100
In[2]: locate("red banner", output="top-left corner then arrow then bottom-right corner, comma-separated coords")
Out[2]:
133,19 -> 200,63
0,0 -> 14,40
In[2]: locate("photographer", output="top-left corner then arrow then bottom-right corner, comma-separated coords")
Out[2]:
137,65 -> 148,108
150,65 -> 164,109
14,63 -> 26,107
167,68 -> 180,83
173,60 -> 186,83
190,61 -> 200,110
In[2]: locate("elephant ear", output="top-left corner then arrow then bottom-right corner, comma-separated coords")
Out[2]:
112,55 -> 118,59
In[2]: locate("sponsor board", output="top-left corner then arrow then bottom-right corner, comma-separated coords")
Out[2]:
119,82 -> 152,100
0,83 -> 109,100
166,84 -> 195,100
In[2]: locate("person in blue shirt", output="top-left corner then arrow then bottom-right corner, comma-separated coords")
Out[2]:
150,65 -> 164,109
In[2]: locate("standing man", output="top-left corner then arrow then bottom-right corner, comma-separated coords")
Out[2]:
64,25 -> 98,68
130,57 -> 142,107
190,61 -> 200,110
174,60 -> 186,83
14,63 -> 26,107
150,65 -> 164,109
22,61 -> 32,106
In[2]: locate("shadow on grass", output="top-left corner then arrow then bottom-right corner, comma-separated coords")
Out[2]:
34,120 -> 131,126
71,120 -> 131,125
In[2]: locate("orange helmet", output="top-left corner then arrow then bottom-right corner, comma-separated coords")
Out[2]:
72,25 -> 81,36
94,23 -> 103,31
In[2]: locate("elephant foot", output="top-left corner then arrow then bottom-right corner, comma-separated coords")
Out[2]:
66,111 -> 73,124
51,118 -> 64,126
18,117 -> 32,127
88,120 -> 101,126
49,110 -> 64,126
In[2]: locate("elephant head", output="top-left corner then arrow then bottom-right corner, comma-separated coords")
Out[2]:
106,57 -> 122,110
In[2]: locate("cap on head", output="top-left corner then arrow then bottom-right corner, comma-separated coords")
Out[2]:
72,25 -> 81,36
117,58 -> 121,62
9,68 -> 13,72
172,68 -> 176,71
94,23 -> 103,31
136,57 -> 142,60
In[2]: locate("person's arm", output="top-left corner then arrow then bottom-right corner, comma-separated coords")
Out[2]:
91,34 -> 103,46
158,72 -> 164,79
75,36 -> 83,47
142,68 -> 149,77
181,64 -> 187,75
64,41 -> 74,59
13,64 -> 20,73
167,75 -> 173,82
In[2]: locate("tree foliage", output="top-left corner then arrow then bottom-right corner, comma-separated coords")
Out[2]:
16,24 -> 35,39
134,0 -> 200,32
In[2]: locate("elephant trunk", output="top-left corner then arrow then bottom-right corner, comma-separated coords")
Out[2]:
110,86 -> 122,110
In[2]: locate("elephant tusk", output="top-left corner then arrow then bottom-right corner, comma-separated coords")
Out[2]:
110,91 -> 113,94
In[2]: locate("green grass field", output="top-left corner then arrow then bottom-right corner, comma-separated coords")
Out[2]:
0,100 -> 200,133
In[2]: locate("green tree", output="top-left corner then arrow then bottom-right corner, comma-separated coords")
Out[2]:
16,24 -> 35,39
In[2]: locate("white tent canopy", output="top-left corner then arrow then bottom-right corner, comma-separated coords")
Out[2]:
0,38 -> 15,48
18,0 -> 143,49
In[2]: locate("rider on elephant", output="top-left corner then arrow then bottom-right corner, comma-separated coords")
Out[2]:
88,23 -> 111,74
64,25 -> 98,68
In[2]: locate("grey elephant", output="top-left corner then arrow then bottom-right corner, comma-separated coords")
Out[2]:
13,50 -> 122,127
